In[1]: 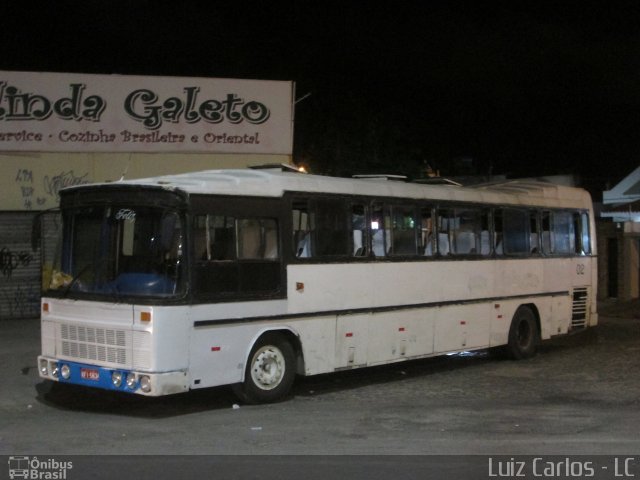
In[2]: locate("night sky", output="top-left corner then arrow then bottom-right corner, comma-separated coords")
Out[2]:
3,2 -> 640,198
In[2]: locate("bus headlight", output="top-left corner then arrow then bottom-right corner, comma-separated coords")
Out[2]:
60,364 -> 71,379
139,375 -> 152,393
126,373 -> 137,389
51,363 -> 59,378
39,359 -> 49,376
111,371 -> 123,387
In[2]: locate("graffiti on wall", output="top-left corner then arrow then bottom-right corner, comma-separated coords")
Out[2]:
15,167 -> 89,210
0,244 -> 39,319
0,246 -> 33,278
44,170 -> 90,201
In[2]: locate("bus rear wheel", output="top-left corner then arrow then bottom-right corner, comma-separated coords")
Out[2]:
233,333 -> 296,404
506,306 -> 539,359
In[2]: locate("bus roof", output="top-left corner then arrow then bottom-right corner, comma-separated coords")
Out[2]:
72,168 -> 593,209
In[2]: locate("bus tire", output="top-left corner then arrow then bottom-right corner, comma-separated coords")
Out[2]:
233,333 -> 296,404
506,306 -> 539,360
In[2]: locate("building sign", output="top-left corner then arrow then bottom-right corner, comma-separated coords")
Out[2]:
0,71 -> 294,154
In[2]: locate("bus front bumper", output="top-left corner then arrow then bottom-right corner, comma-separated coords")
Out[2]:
37,356 -> 189,396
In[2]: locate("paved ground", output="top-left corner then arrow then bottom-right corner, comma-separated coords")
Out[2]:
1,305 -> 639,457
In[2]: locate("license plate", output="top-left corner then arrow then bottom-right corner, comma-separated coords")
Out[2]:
80,368 -> 100,381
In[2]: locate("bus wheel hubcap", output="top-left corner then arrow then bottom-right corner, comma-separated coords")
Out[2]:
251,346 -> 285,390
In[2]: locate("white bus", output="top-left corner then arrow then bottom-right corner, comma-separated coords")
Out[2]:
37,166 -> 597,403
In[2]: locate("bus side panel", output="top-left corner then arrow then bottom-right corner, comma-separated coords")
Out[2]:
188,322 -> 261,389
293,316 -> 337,375
366,308 -> 435,366
334,307 -> 439,369
41,317 -> 56,357
370,262 -> 494,313
543,256 -> 594,334
287,262 -> 496,315
489,293 -> 573,346
549,295 -> 572,337
569,255 -> 597,328
288,264 -> 376,313
434,304 -> 491,353
336,313 -> 370,368
141,306 -> 190,372
494,259 -> 544,301
188,317 -> 337,388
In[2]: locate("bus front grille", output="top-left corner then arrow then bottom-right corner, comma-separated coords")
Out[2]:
59,323 -> 128,366
571,287 -> 589,330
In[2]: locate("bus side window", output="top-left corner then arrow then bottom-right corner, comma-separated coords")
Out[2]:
292,200 -> 311,258
552,211 -> 574,254
530,211 -> 540,253
371,203 -> 387,257
264,222 -> 279,259
501,208 -> 530,255
453,208 -> 478,254
237,218 -> 279,260
493,210 -> 503,255
389,205 -> 418,256
293,197 -> 355,258
541,211 -> 552,253
440,207 -> 483,256
580,212 -> 591,255
478,209 -> 491,256
195,215 -> 281,297
351,204 -> 367,256
436,208 -> 454,256
314,198 -> 349,256
193,215 -> 209,260
210,216 -> 235,261
195,214 -> 238,295
421,207 -> 434,256
570,211 -> 591,255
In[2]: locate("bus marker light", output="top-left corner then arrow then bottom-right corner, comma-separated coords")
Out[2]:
126,373 -> 137,389
112,371 -> 123,387
39,359 -> 49,376
139,375 -> 152,393
42,303 -> 49,313
211,346 -> 221,351
460,321 -> 467,325
140,311 -> 152,322
296,282 -> 304,292
398,327 -> 405,332
345,332 -> 353,337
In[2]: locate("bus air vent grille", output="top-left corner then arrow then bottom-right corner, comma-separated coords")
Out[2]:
571,287 -> 589,330
60,323 -> 128,366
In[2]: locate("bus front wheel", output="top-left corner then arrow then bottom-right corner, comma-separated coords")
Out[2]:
506,306 -> 540,360
233,333 -> 296,404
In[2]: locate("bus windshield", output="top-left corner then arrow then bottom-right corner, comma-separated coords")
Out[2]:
48,205 -> 185,299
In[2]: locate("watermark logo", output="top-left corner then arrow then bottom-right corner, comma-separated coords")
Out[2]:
8,456 -> 73,479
